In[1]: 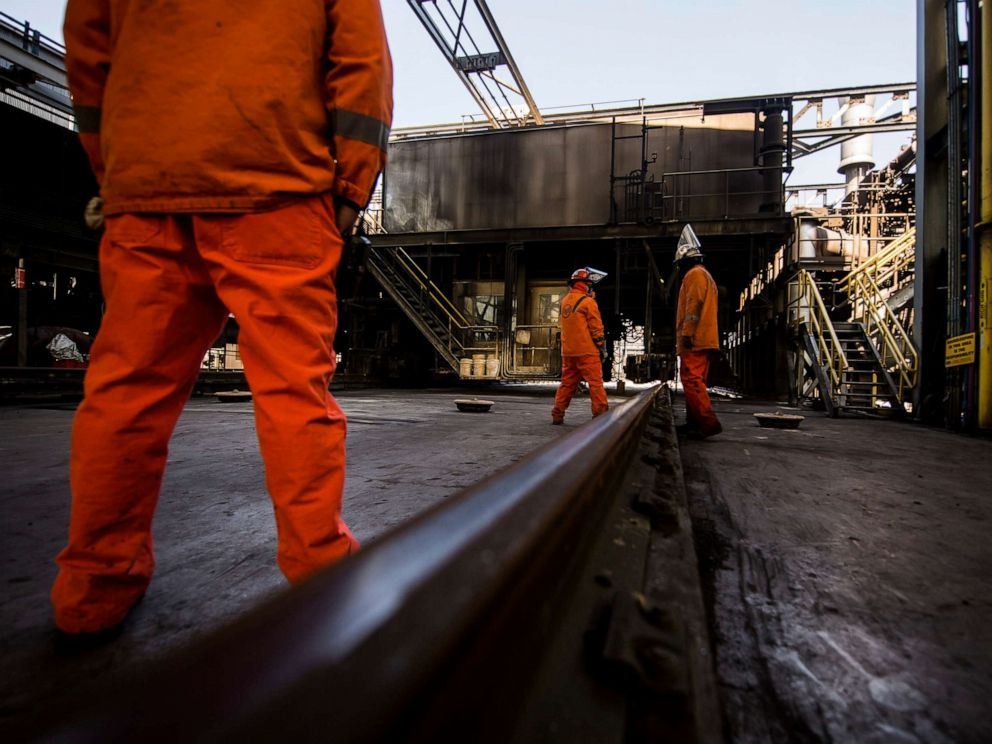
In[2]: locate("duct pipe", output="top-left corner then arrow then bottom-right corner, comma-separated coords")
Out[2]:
838,96 -> 876,196
979,0 -> 992,429
760,105 -> 786,213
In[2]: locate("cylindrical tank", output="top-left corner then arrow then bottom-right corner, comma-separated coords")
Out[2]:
796,220 -> 869,260
838,95 -> 876,196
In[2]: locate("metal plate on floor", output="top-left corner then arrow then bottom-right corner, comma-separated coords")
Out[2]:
754,412 -> 804,429
454,398 -> 494,413
216,390 -> 252,403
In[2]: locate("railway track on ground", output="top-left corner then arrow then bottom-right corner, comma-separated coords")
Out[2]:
31,385 -> 721,744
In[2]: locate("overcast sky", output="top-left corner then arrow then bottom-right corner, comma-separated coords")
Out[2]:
4,1 -> 916,191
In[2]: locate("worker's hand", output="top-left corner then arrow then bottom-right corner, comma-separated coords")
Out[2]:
598,346 -> 608,363
681,336 -> 693,350
334,200 -> 359,237
83,196 -> 104,231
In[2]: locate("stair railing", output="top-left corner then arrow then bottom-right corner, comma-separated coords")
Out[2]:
835,228 -> 918,401
787,269 -> 849,400
837,228 -> 916,312
369,246 -> 500,367
843,271 -> 919,400
390,247 -> 473,329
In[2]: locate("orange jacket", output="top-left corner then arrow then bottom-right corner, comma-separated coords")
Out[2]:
559,286 -> 605,357
676,264 -> 719,354
64,0 -> 393,215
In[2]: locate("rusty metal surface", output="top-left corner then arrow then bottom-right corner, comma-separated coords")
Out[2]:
31,387 -> 672,743
383,122 -> 765,233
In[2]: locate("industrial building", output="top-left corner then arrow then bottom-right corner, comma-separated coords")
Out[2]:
1,2 -> 990,743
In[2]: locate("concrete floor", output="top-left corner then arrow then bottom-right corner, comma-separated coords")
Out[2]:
0,384 -> 623,734
4,385 -> 990,742
679,398 -> 992,744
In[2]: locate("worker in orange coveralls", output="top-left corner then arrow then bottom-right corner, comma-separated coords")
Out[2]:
674,225 -> 723,439
552,267 -> 609,424
51,0 -> 392,645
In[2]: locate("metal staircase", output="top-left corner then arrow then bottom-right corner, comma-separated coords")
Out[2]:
366,245 -> 499,373
788,269 -> 905,416
836,228 -> 918,402
829,321 -> 903,414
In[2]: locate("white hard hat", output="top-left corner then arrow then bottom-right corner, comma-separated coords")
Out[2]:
673,224 -> 703,263
569,266 -> 608,285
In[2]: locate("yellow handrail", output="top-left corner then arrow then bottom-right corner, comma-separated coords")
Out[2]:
392,247 -> 474,329
846,271 -> 919,399
788,269 -> 849,394
373,246 -> 500,361
835,227 -> 918,401
837,227 -> 915,294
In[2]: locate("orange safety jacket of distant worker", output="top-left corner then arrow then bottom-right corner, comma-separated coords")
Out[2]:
65,0 -> 393,214
676,265 -> 719,354
559,285 -> 606,357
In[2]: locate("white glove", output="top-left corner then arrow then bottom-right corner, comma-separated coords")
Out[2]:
84,196 -> 104,231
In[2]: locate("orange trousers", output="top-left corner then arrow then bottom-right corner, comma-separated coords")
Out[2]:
680,349 -> 721,434
552,355 -> 609,421
51,195 -> 358,634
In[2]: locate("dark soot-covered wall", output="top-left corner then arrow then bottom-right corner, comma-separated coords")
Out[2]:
383,120 -> 762,233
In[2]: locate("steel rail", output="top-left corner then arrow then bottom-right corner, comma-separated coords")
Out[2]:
390,83 -> 916,140
37,386 -> 665,744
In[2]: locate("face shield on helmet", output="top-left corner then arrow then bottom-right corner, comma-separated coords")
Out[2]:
569,266 -> 608,286
673,224 -> 703,264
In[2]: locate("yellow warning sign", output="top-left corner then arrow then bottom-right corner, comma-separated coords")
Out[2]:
945,332 -> 976,368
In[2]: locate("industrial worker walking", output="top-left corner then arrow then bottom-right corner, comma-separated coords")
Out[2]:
674,225 -> 723,438
552,267 -> 609,424
52,0 -> 392,641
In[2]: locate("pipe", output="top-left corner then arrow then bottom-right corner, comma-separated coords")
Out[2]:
17,257 -> 27,367
979,0 -> 992,429
760,105 -> 786,213
946,0 -> 963,428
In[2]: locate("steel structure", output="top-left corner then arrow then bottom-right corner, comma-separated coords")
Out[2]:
390,82 -> 916,164
0,12 -> 72,127
407,0 -> 544,128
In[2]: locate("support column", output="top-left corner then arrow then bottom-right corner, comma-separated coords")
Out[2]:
979,0 -> 992,429
914,0 -> 950,422
17,257 -> 28,367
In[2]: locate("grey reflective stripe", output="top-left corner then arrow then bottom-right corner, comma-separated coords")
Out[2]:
685,313 -> 700,322
331,109 -> 389,151
74,105 -> 101,133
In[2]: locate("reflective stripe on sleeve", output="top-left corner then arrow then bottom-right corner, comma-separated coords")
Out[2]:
331,109 -> 389,151
684,313 -> 700,322
74,105 -> 101,134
